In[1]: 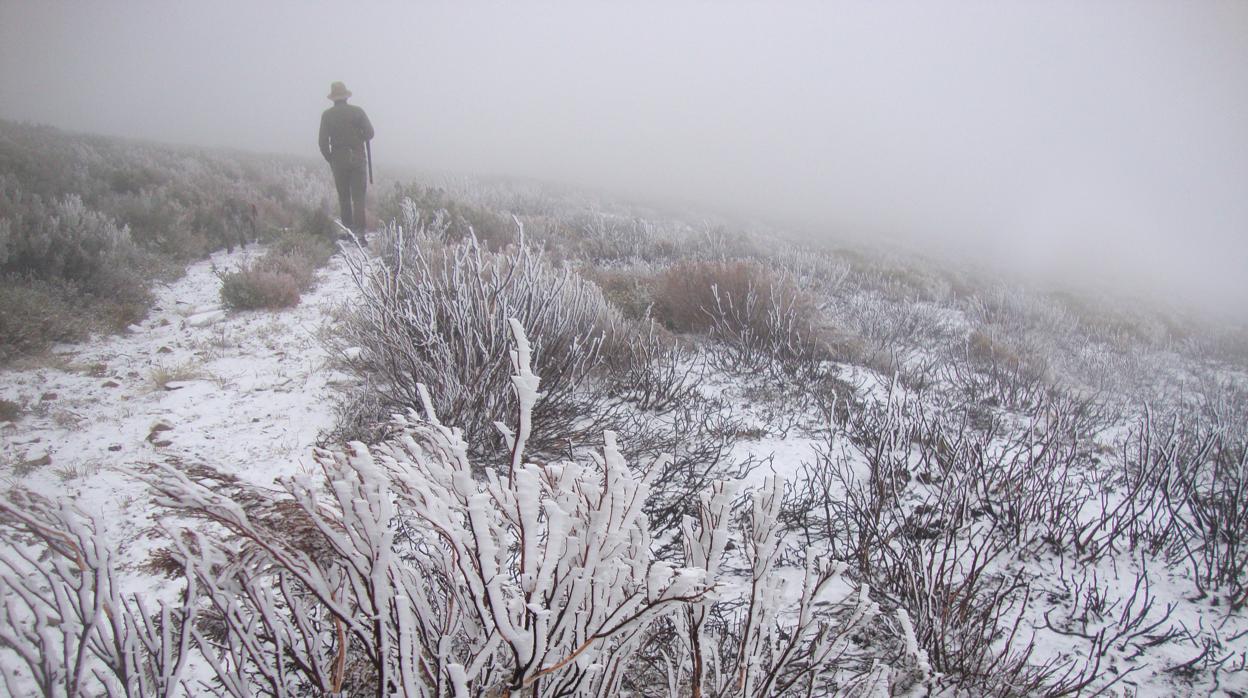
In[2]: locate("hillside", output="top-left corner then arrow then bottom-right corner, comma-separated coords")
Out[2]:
2,127 -> 1247,696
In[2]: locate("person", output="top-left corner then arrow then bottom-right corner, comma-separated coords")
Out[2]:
318,81 -> 374,234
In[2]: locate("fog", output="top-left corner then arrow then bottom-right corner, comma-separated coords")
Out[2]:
3,1 -> 1246,319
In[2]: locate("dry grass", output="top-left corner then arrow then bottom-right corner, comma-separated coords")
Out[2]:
53,460 -> 103,481
148,361 -> 207,390
219,231 -> 334,311
219,266 -> 303,310
650,259 -> 812,334
646,259 -> 827,374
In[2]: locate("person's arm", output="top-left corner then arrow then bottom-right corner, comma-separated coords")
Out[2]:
359,108 -> 375,142
318,112 -> 332,161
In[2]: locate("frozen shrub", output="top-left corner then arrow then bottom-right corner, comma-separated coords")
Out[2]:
0,489 -> 197,698
603,321 -> 701,413
1106,408 -> 1248,606
578,214 -> 673,262
384,186 -> 515,249
944,326 -> 1053,412
617,394 -> 759,538
333,220 -> 627,454
0,321 -> 907,696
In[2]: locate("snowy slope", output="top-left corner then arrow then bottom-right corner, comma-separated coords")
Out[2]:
2,236 -> 1246,695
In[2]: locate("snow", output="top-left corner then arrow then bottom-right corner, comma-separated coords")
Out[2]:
0,242 -> 357,599
1,232 -> 1246,694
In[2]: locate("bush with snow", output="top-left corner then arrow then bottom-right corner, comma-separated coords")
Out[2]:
0,319 -> 915,696
331,217 -> 631,454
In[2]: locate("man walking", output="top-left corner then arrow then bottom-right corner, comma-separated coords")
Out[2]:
318,81 -> 374,234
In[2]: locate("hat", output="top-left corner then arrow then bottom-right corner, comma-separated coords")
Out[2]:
327,81 -> 352,101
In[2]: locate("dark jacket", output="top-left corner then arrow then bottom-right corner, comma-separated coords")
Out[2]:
319,102 -> 374,169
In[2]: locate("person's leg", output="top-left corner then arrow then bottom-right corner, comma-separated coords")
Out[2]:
332,164 -> 353,229
348,165 -> 367,233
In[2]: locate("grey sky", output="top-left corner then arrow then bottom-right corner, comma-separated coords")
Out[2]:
2,1 -> 1246,317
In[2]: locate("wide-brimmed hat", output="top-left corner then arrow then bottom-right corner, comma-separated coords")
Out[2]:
327,81 -> 352,101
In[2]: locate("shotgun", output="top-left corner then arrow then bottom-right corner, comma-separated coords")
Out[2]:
366,140 -> 374,185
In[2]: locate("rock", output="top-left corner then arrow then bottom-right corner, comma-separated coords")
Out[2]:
40,392 -> 58,401
102,380 -> 121,388
157,346 -> 174,354
107,444 -> 123,452
187,310 -> 226,328
151,439 -> 173,448
21,452 -> 52,469
185,304 -> 221,317
147,422 -> 174,442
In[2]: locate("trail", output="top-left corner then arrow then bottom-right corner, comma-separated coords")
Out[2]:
0,242 -> 357,595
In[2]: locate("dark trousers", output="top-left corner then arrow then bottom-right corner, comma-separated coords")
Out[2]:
331,162 -> 367,233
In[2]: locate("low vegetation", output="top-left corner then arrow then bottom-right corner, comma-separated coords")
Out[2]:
331,214 -> 631,453
0,119 -> 331,361
219,224 -> 336,310
0,324 -> 921,697
2,153 -> 1248,694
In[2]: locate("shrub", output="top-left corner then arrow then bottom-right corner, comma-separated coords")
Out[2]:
296,205 -> 337,243
219,262 -> 303,310
266,228 -> 335,271
0,188 -> 153,301
0,321 -> 909,696
219,231 -> 334,311
0,277 -> 92,362
584,264 -> 658,320
651,259 -> 825,374
385,186 -> 516,249
577,214 -> 674,262
0,119 -> 333,360
333,219 -> 632,455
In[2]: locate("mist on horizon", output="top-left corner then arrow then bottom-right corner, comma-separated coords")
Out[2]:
2,0 -> 1246,320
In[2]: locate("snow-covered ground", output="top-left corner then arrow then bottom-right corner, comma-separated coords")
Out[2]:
0,243 -> 356,598
3,238 -> 1247,695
